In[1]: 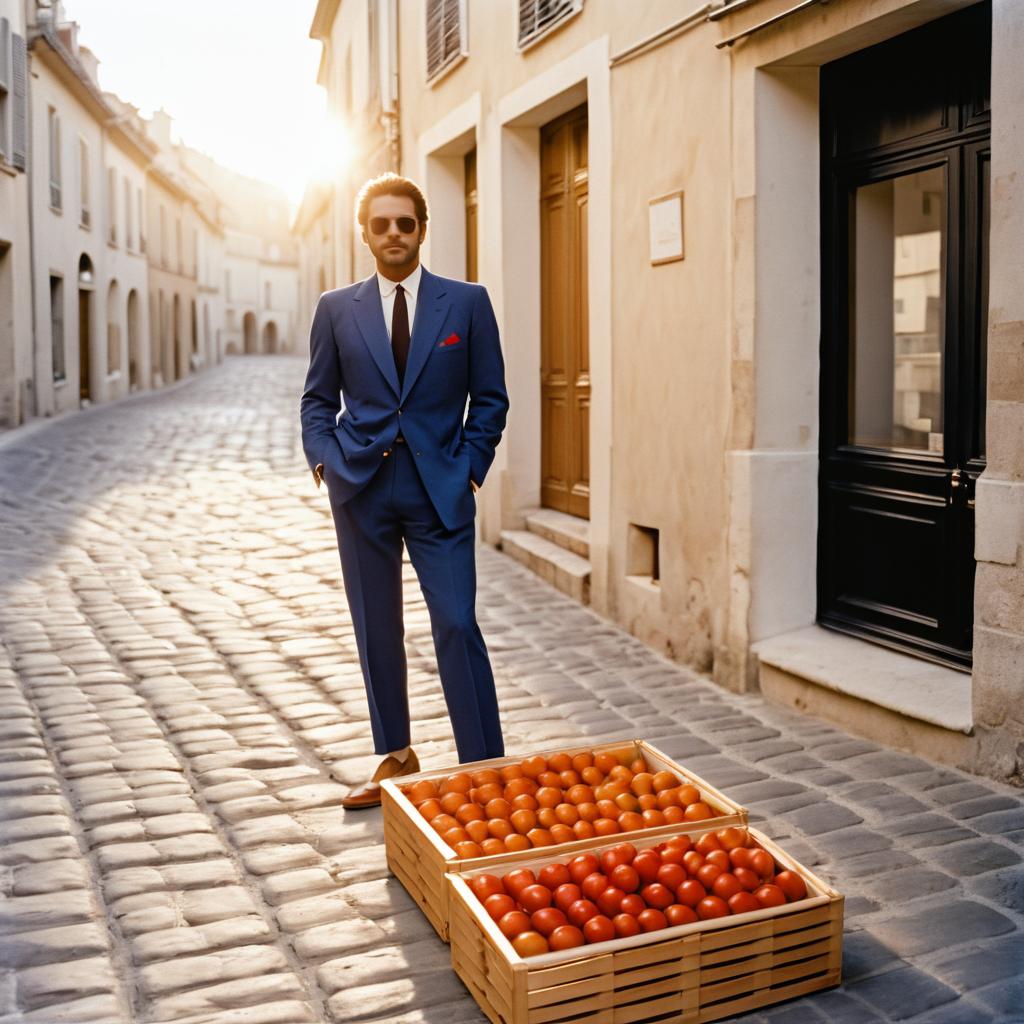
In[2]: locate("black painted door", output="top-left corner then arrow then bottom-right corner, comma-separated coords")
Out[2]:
818,3 -> 991,670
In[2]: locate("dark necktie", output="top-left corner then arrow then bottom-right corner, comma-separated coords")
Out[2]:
392,283 -> 410,386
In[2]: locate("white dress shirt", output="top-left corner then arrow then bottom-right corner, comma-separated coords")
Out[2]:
376,262 -> 422,342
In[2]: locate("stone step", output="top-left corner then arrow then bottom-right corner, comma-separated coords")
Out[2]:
522,507 -> 590,558
498,529 -> 590,605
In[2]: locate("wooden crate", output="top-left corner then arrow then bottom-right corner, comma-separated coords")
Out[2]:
380,739 -> 746,942
448,825 -> 843,1024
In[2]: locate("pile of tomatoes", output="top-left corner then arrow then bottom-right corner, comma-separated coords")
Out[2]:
403,749 -> 722,859
465,827 -> 809,958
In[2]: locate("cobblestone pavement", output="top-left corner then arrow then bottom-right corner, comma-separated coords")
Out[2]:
0,356 -> 1021,1024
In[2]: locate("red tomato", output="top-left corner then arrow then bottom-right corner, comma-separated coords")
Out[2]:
484,893 -> 517,921
519,883 -> 553,913
663,835 -> 692,856
596,885 -> 626,916
729,847 -> 752,870
583,914 -> 616,944
750,850 -> 775,880
660,845 -> 689,867
498,909 -> 532,938
512,930 -> 549,957
682,851 -> 705,875
697,896 -> 730,920
697,863 -> 724,889
502,869 -> 536,899
470,874 -> 506,902
537,863 -> 571,891
640,882 -> 674,910
695,833 -> 722,855
567,899 -> 600,927
705,849 -> 730,870
548,924 -> 585,950
620,894 -> 646,917
727,892 -> 761,915
553,883 -> 582,913
531,906 -> 568,936
734,867 -> 760,892
716,827 -> 748,851
600,843 -> 637,875
754,884 -> 787,908
712,872 -> 743,901
613,913 -> 641,937
610,863 -> 641,893
568,854 -> 600,885
637,908 -> 668,932
774,871 -> 808,902
665,903 -> 699,926
675,879 -> 707,908
657,864 -> 687,891
633,850 -> 662,884
581,872 -> 610,902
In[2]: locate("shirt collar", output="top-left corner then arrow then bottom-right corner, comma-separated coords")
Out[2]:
376,262 -> 422,301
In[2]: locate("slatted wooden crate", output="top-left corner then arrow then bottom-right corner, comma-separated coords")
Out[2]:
447,826 -> 843,1024
381,739 -> 746,942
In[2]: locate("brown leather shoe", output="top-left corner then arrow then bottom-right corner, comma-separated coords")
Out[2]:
341,748 -> 421,810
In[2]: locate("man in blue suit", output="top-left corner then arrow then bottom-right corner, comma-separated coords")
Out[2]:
300,173 -> 508,809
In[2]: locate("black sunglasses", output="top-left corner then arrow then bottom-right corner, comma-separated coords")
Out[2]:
368,216 -> 418,235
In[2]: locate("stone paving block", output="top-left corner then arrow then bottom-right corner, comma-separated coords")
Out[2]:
966,863 -> 1024,911
847,964 -> 959,1018
870,900 -> 1016,957
228,814 -> 309,849
292,915 -> 389,960
138,941 -> 289,996
96,832 -> 225,870
9,858 -> 89,896
275,890 -> 358,933
972,974 -> 1024,1016
14,992 -> 126,1022
0,920 -> 110,968
147,972 -> 308,1020
261,866 -> 335,905
317,938 -> 450,992
168,999 -> 322,1024
928,933 -> 1024,992
14,954 -> 120,1012
781,801 -> 864,836
0,814 -> 73,846
241,842 -> 323,876
326,970 -> 470,1022
948,795 -> 1022,820
863,866 -> 958,902
925,838 -> 1021,876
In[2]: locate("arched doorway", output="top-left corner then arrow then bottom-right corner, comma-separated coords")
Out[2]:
127,289 -> 141,390
78,254 -> 94,404
106,280 -> 121,378
203,303 -> 211,365
173,293 -> 183,380
262,320 -> 278,353
191,298 -> 198,367
243,311 -> 257,354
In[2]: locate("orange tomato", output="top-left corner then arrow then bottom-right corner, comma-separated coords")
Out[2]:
431,813 -> 459,835
651,770 -> 680,792
487,817 -> 513,840
485,797 -> 512,820
535,786 -> 561,808
571,752 -> 594,773
471,783 -> 504,805
465,819 -> 490,843
614,792 -> 640,814
716,827 -> 748,851
520,755 -> 547,779
504,778 -> 536,800
663,806 -> 686,824
547,752 -> 573,773
566,784 -> 595,806
499,764 -> 524,782
511,794 -> 539,812
595,799 -> 619,820
536,807 -> 557,829
683,802 -> 713,822
407,780 -> 438,804
554,803 -> 579,825
638,794 -> 659,811
609,765 -> 634,782
417,798 -> 442,821
528,827 -> 554,847
572,819 -> 596,839
641,809 -> 666,828
441,772 -> 472,795
537,771 -> 562,788
676,784 -> 701,806
510,808 -> 537,834
549,823 -> 575,844
504,833 -> 530,852
619,812 -> 645,832
593,752 -> 619,774
440,792 -> 467,816
593,817 -> 621,836
656,788 -> 681,810
630,772 -> 655,797
581,766 -> 604,786
456,803 -> 485,825
471,768 -> 502,787
442,826 -> 469,847
480,837 -> 506,856
454,841 -> 482,859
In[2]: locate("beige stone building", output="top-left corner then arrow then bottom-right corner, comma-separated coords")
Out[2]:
307,0 -> 1023,784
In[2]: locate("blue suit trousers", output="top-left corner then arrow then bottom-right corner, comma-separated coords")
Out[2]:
328,439 -> 505,764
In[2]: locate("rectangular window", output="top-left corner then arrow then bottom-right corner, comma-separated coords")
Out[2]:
425,0 -> 467,82
137,187 -> 145,253
160,204 -> 167,266
79,138 -> 90,228
124,178 -> 133,251
107,166 -> 117,244
265,281 -> 271,308
0,16 -> 9,161
176,218 -> 182,274
48,107 -> 61,209
517,0 -> 582,50
50,276 -> 65,381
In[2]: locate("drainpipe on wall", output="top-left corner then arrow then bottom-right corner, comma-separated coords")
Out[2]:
381,0 -> 400,172
24,20 -> 40,418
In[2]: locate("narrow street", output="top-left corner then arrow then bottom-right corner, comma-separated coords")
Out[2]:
0,356 -> 1020,1024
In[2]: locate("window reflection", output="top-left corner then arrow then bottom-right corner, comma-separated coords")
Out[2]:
850,167 -> 946,452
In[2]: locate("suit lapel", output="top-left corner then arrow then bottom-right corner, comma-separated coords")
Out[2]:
352,274 -> 401,399
401,267 -> 450,404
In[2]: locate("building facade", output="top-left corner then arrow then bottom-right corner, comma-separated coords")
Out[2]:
307,0 -> 1023,783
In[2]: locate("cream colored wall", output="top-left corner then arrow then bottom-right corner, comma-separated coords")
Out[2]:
30,56 -> 105,415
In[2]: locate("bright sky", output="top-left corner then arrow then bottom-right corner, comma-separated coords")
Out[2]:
63,0 -> 329,215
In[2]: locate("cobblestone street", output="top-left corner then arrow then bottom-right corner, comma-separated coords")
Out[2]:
0,356 -> 1021,1024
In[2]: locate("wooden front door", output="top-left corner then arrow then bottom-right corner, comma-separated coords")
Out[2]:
818,3 -> 991,670
78,288 -> 91,402
540,103 -> 590,518
465,148 -> 478,283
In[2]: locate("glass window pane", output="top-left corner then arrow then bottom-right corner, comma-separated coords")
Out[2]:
849,166 -> 946,452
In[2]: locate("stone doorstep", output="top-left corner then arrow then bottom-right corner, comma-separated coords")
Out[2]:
523,506 -> 591,558
498,528 -> 591,606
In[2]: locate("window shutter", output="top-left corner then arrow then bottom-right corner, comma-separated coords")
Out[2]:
426,0 -> 463,81
1,18 -> 10,89
518,0 -> 578,48
11,32 -> 27,170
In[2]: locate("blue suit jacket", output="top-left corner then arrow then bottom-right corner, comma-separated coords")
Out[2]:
300,266 -> 509,531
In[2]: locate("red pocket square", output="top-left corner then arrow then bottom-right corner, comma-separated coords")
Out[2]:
439,333 -> 461,347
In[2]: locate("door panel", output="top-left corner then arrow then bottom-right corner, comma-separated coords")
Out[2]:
818,2 -> 990,670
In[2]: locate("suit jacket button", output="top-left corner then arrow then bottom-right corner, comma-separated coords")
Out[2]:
383,451 -> 389,457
